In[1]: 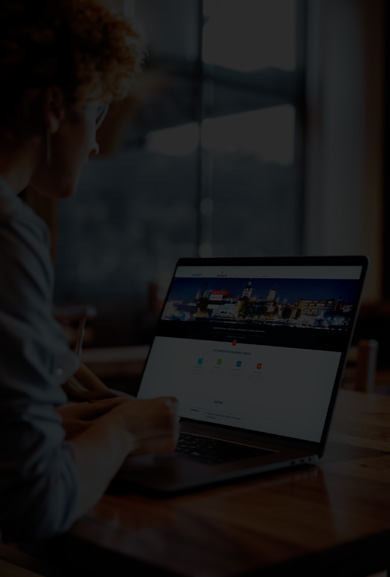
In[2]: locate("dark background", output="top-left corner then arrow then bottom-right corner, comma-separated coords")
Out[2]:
32,0 -> 388,367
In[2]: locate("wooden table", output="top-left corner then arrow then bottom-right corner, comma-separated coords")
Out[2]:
24,391 -> 390,576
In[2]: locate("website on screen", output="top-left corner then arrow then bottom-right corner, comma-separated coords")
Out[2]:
138,265 -> 362,442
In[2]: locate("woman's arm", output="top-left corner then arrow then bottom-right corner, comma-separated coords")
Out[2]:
62,362 -> 118,401
68,397 -> 179,519
57,397 -> 127,438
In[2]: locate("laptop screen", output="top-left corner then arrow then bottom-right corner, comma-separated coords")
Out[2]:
138,258 -> 367,443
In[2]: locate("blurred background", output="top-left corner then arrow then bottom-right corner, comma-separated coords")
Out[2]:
28,0 -> 389,372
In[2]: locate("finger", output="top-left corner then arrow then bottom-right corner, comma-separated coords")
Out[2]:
159,396 -> 180,421
131,401 -> 180,448
62,419 -> 91,439
74,397 -> 128,419
85,390 -> 120,401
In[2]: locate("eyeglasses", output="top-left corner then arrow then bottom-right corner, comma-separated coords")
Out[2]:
96,104 -> 109,129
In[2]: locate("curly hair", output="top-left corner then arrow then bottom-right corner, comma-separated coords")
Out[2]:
0,0 -> 142,139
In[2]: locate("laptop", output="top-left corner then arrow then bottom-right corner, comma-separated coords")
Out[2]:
119,255 -> 369,494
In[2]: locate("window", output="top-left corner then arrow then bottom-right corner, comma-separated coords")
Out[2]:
54,0 -> 307,345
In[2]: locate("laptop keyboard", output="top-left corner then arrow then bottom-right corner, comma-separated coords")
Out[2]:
175,432 -> 272,465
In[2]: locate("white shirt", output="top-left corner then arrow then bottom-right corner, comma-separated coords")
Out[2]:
0,176 -> 80,541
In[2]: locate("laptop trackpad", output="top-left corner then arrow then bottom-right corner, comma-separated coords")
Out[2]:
119,453 -> 212,492
118,446 -> 286,495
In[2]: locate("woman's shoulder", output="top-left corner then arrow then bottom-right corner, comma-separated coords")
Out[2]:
0,177 -> 52,282
0,177 -> 50,244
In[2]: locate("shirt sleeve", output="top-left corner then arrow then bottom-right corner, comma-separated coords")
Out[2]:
0,193 -> 81,541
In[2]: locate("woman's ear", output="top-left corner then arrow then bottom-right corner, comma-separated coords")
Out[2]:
44,86 -> 65,134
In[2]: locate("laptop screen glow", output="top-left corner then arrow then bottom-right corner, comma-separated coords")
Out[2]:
138,264 -> 363,443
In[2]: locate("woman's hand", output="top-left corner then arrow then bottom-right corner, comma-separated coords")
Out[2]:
69,396 -> 179,520
102,396 -> 180,456
58,395 -> 179,455
62,363 -> 118,402
57,397 -> 127,439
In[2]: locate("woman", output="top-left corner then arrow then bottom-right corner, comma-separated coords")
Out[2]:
0,0 -> 178,541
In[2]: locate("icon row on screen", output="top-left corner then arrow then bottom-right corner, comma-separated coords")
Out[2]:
197,358 -> 262,370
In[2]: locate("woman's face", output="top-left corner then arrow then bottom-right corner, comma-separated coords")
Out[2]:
31,100 -> 108,199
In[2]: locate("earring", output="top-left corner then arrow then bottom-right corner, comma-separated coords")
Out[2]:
46,132 -> 52,165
